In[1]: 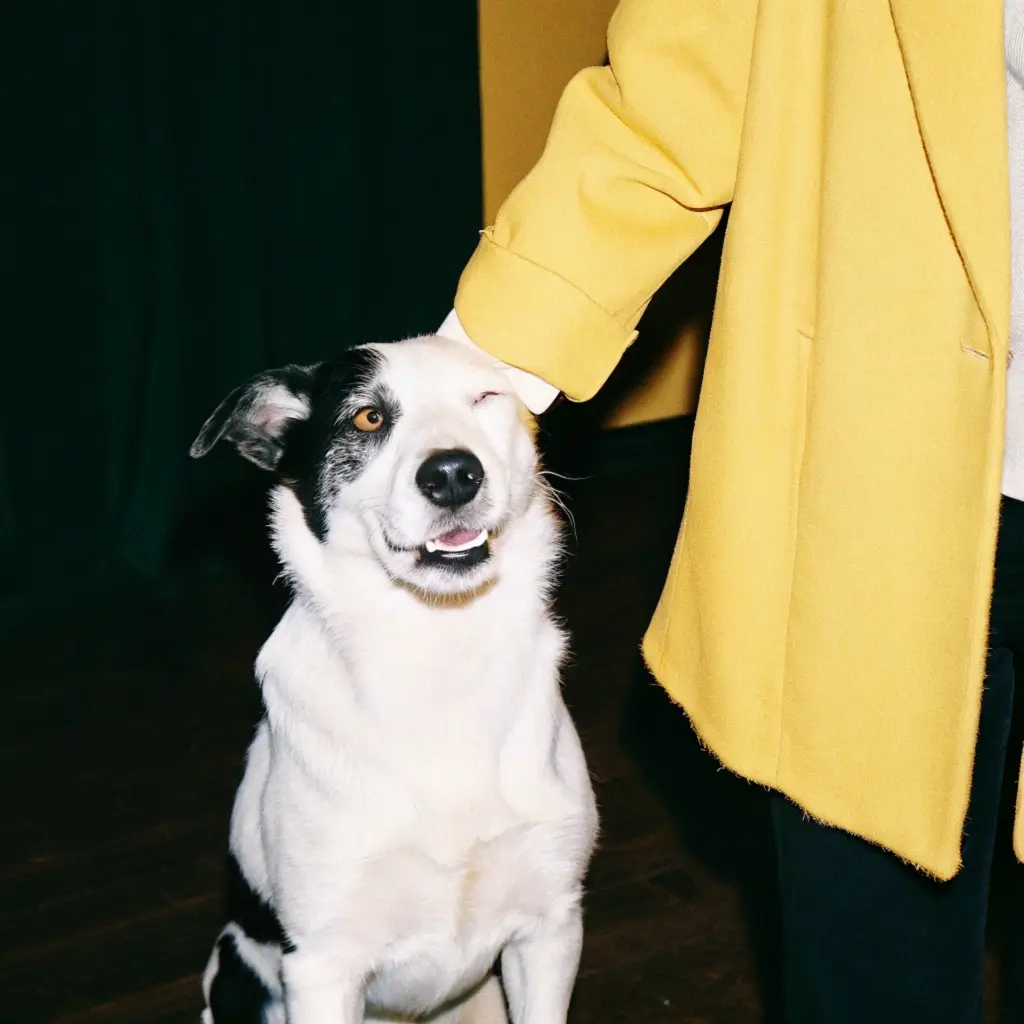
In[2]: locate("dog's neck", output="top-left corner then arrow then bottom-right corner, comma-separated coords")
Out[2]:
258,485 -> 562,703
253,485 -> 567,814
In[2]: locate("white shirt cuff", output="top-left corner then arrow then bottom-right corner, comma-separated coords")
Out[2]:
437,309 -> 560,415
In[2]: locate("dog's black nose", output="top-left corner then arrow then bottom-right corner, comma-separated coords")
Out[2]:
415,449 -> 485,507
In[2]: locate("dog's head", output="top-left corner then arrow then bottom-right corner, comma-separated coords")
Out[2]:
190,336 -> 545,597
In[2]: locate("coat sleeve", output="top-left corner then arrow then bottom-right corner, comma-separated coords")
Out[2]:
453,0 -> 758,402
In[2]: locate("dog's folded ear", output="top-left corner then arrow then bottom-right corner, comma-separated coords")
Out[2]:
189,364 -> 319,471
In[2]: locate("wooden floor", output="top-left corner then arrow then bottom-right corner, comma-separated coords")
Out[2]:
2,449 -> 1019,1022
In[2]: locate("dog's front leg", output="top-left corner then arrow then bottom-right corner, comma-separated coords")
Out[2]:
282,946 -> 366,1024
500,903 -> 583,1024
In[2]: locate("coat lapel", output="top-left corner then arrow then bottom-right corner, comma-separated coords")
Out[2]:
889,0 -> 1011,350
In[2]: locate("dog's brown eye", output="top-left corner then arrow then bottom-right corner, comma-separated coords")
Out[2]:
353,407 -> 384,432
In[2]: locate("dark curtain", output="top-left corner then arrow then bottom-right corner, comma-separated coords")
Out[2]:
3,2 -> 482,628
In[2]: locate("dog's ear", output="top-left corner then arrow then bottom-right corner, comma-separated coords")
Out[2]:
189,364 -> 319,471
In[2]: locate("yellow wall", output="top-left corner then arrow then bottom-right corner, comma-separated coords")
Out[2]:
476,0 -> 713,426
477,0 -> 619,226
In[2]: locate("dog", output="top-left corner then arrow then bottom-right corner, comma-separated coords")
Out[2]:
190,335 -> 599,1023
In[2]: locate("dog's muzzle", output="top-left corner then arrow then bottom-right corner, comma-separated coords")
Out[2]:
413,450 -> 491,571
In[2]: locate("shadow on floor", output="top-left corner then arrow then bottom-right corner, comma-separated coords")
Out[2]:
620,663 -> 785,1024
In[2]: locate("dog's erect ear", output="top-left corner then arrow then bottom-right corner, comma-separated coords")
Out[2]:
189,364 -> 319,471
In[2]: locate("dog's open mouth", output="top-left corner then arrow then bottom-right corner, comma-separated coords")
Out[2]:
418,528 -> 490,571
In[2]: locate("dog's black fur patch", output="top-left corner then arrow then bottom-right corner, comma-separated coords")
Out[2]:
276,347 -> 400,540
191,346 -> 402,542
224,852 -> 293,952
207,931 -> 275,1024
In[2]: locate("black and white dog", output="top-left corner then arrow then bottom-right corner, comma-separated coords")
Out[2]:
191,336 -> 598,1023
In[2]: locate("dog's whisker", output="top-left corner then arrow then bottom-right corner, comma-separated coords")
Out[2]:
538,469 -> 591,483
543,481 -> 578,542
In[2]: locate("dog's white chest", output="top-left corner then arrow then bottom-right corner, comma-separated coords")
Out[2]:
362,818 -> 581,1014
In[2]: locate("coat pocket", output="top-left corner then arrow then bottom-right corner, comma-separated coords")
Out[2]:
959,296 -> 993,362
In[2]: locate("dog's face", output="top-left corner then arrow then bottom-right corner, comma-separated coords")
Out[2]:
190,336 -> 541,596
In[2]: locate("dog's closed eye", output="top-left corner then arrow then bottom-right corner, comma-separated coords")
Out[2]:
473,391 -> 503,405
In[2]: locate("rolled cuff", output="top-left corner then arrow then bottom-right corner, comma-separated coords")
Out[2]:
453,233 -> 639,403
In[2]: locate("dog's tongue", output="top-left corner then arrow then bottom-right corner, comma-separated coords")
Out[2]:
437,529 -> 481,547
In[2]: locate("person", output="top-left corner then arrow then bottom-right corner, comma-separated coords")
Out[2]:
435,1 -> 1024,1021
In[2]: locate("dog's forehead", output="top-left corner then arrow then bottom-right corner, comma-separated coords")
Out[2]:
369,337 -> 505,400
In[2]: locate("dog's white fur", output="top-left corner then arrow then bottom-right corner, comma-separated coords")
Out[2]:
201,337 -> 598,1023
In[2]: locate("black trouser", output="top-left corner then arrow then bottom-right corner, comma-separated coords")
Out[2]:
772,497 -> 1024,1023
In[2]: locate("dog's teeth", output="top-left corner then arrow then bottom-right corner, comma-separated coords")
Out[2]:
425,539 -> 438,553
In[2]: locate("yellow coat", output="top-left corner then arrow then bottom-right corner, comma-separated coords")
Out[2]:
454,0 -> 1020,879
